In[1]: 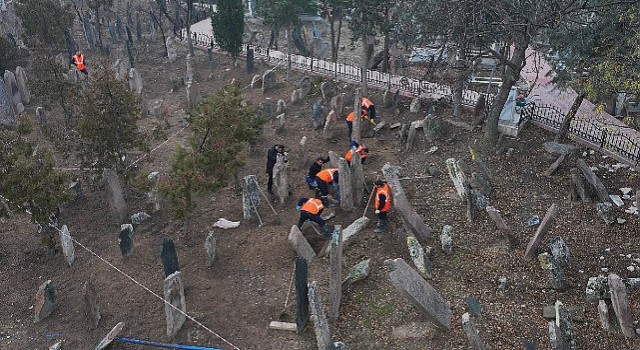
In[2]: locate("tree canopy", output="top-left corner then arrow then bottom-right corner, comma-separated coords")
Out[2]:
211,0 -> 245,59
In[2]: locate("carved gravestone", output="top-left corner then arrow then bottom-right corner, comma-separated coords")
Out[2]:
440,225 -> 453,255
59,225 -> 75,267
320,81 -> 332,100
323,110 -> 337,138
308,281 -> 332,350
350,151 -> 365,207
295,257 -> 310,334
161,238 -> 180,278
113,59 -> 128,81
608,273 -> 636,338
595,202 -> 615,224
328,226 -> 343,321
407,236 -> 433,279
410,97 -> 421,113
118,224 -> 134,257
251,74 -> 262,88
337,158 -> 354,210
205,232 -> 216,267
83,280 -> 101,328
550,237 -> 570,267
462,312 -> 488,350
207,48 -> 213,67
242,175 -> 260,220
288,225 -> 315,264
0,78 -> 16,127
262,70 -> 276,93
273,153 -> 289,204
14,66 -> 30,104
147,171 -> 161,212
382,88 -> 392,108
166,37 -> 177,62
446,158 -> 467,200
276,99 -> 287,113
312,99 -> 324,129
423,115 -> 447,142
343,259 -> 371,287
330,94 -> 344,116
385,258 -> 452,329
103,169 -> 128,223
4,70 -> 23,113
539,253 -> 566,290
34,280 -> 57,323
247,47 -> 254,74
298,76 -> 311,98
291,89 -> 301,104
128,68 -> 143,94
131,212 -> 150,225
341,217 -> 370,245
164,271 -> 186,338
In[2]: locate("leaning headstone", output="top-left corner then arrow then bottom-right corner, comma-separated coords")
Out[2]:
34,280 -> 57,322
131,212 -> 150,225
83,280 -> 101,327
328,226 -> 343,321
147,171 -> 162,212
14,66 -> 30,104
446,158 -> 467,199
524,203 -> 559,260
410,97 -> 421,113
382,163 -> 432,239
337,158 -> 354,210
161,238 -> 180,278
342,259 -> 371,287
262,70 -> 276,93
577,159 -> 610,203
103,169 -> 128,223
312,99 -> 324,129
288,225 -> 316,265
242,175 -> 260,220
423,114 -> 447,142
462,312 -> 487,350
330,94 -> 344,115
251,75 -> 262,89
382,88 -> 392,108
548,321 -> 569,350
4,70 -> 23,113
295,257 -> 309,334
608,273 -> 636,338
341,216 -> 370,244
485,206 -> 510,231
308,281 -> 332,350
118,224 -> 134,257
598,299 -> 611,331
58,225 -> 75,267
405,122 -> 417,151
0,78 -> 16,127
544,142 -> 576,156
407,236 -> 433,278
164,271 -> 186,338
205,232 -> 216,267
320,81 -> 332,100
298,76 -> 311,98
291,89 -> 301,104
549,237 -> 570,268
273,153 -> 289,204
323,110 -> 337,138
276,99 -> 287,113
350,153 -> 365,207
113,59 -> 128,81
95,322 -> 125,350
440,225 -> 453,255
36,107 -> 47,129
385,258 -> 452,329
128,68 -> 143,94
166,36 -> 178,62
185,53 -> 194,84
539,252 -> 566,290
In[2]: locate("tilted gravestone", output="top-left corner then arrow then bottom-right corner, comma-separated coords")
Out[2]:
608,273 -> 636,338
103,169 -> 128,223
118,224 -> 134,257
538,252 -> 566,290
295,257 -> 309,334
251,75 -> 262,88
273,153 -> 289,204
337,157 -> 354,210
330,93 -> 344,116
322,110 -> 337,138
288,225 -> 315,265
297,76 -> 311,99
14,66 -> 30,104
4,70 -> 23,113
0,78 -> 16,127
328,226 -> 343,321
205,232 -> 216,267
308,281 -> 332,350
262,70 -> 276,93
241,175 -> 260,220
276,99 -> 287,113
343,259 -> 371,287
83,280 -> 101,328
446,158 -> 468,200
34,280 -> 57,323
59,225 -> 75,267
524,203 -> 559,260
440,225 -> 453,255
385,258 -> 452,330
128,68 -> 143,95
341,216 -> 370,245
407,236 -> 433,279
164,271 -> 186,338
320,81 -> 332,101
161,238 -> 180,278
166,36 -> 178,62
35,107 -> 46,129
312,99 -> 324,129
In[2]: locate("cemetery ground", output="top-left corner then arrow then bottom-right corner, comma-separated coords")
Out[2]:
1,42 -> 640,350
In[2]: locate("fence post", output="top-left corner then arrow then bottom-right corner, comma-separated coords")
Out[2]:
334,62 -> 337,78
600,129 -> 607,148
310,57 -> 314,72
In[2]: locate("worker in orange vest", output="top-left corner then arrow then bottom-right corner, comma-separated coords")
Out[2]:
373,179 -> 391,233
315,168 -> 340,203
345,141 -> 369,165
345,111 -> 355,143
296,197 -> 333,237
361,96 -> 376,122
71,51 -> 88,75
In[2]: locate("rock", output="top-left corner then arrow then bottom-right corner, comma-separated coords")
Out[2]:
34,280 -> 57,322
609,194 -> 624,207
130,212 -> 150,225
343,259 -> 371,286
164,271 -> 186,338
527,215 -> 541,227
543,142 -> 576,156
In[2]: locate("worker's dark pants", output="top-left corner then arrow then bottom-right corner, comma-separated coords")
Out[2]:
297,211 -> 326,229
377,210 -> 388,221
267,170 -> 274,193
316,179 -> 329,197
79,68 -> 88,76
366,105 -> 376,120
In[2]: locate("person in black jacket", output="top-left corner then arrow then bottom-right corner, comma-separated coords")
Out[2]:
306,156 -> 329,190
266,144 -> 285,194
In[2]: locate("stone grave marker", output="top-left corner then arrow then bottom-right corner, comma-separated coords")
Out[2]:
119,224 -> 134,257
466,296 -> 482,317
337,158 -> 354,210
382,88 -> 392,108
350,152 -> 365,207
407,236 -> 433,279
320,81 -> 332,100
273,153 -> 289,204
341,216 -> 370,244
308,281 -> 332,350
95,322 -> 125,350
14,66 -> 30,104
595,202 -> 614,224
242,175 -> 260,220
295,257 -> 309,334
103,169 -> 128,223
136,19 -> 142,41
161,238 -> 180,278
262,70 -> 276,93
462,312 -> 488,350
34,280 -> 57,322
251,74 -> 262,88
4,70 -> 23,113
0,78 -> 15,127
291,89 -> 301,103
298,76 -> 311,98
524,203 -> 559,260
59,225 -> 75,267
164,271 -> 186,338
312,99 -> 324,129
185,53 -> 194,84
36,107 -> 46,128
343,259 -> 371,287
330,93 -> 344,116
385,258 -> 452,329
247,47 -> 254,74
166,37 -> 177,62
549,237 -> 570,267
577,159 -> 610,203
608,273 -> 636,338
276,99 -> 287,113
128,68 -> 143,94
328,226 -> 343,321
323,110 -> 337,138
440,225 -> 453,255
83,280 -> 101,327
485,206 -> 510,231
539,252 -> 566,290
147,171 -> 161,212
131,212 -> 150,225
446,158 -> 468,200
205,232 -> 216,267
598,300 -> 611,331
410,97 -> 421,113
288,225 -> 316,264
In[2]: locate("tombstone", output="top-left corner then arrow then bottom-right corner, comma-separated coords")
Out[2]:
328,226 -> 343,321
341,216 -> 370,245
58,225 -> 76,267
538,253 -> 566,290
410,97 -> 421,113
241,175 -> 260,220
323,110 -> 337,138
247,47 -> 254,74
0,78 -> 15,127
320,81 -> 332,100
4,70 -> 23,113
382,163 -> 432,239
0,0 -> 6,11
446,158 -> 468,199
598,300 -> 611,331
288,225 -> 316,264
330,94 -> 344,116
185,53 -> 194,84
250,75 -> 262,89
385,258 -> 452,329
549,237 -> 570,268
291,89 -> 301,104
113,59 -> 128,81
204,232 -> 216,267
14,66 -> 30,104
407,236 -> 433,279
608,273 -> 636,338
103,169 -> 128,223
462,313 -> 488,350
83,281 -> 101,327
471,172 -> 492,197
337,158 -> 354,210
118,224 -> 134,257
148,16 -> 156,40
136,19 -> 142,42
548,301 -> 577,350
161,238 -> 180,278
166,37 -> 178,62
595,202 -> 615,224
275,99 -> 286,114
312,99 -> 324,129
405,124 -> 417,150
35,107 -> 47,129
128,68 -> 143,94
423,115 -> 447,142
308,281 -> 332,350
147,171 -> 162,212
440,225 -> 453,255
544,142 -> 576,156
164,271 -> 186,338
273,153 -> 289,204
350,152 -> 365,207
262,70 -> 276,93
577,159 -> 610,203
485,206 -> 510,231
108,22 -> 117,42
382,88 -> 392,108
34,280 -> 57,323
298,76 -> 312,99
524,203 -> 559,260
207,48 -> 214,67
295,257 -> 309,334
343,259 -> 371,287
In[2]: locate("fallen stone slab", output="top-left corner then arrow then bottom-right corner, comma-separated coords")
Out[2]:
524,203 -> 559,261
608,274 -> 636,338
288,225 -> 316,265
341,216 -> 370,244
543,305 -> 585,322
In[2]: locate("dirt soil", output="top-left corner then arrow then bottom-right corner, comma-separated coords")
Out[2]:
1,32 -> 640,350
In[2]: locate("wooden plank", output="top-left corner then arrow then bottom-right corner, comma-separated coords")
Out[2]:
268,321 -> 297,332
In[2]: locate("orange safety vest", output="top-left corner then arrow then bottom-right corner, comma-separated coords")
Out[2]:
346,111 -> 355,122
317,168 -> 338,183
361,97 -> 374,115
375,184 -> 391,212
301,198 -> 324,215
345,145 -> 368,162
73,54 -> 85,71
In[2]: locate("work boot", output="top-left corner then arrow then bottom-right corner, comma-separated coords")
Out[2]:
321,224 -> 333,238
373,220 -> 386,233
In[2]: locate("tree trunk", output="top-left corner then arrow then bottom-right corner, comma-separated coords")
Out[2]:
329,9 -> 336,62
555,92 -> 586,143
286,26 -> 292,81
353,91 -> 361,143
151,10 -> 169,57
94,4 -> 104,51
382,31 -> 390,73
361,35 -> 375,95
334,11 -> 342,63
185,0 -> 194,56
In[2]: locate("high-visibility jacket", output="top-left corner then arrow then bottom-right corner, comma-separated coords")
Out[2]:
375,183 -> 391,212
316,168 -> 338,184
345,145 -> 368,162
346,111 -> 355,122
301,198 -> 324,215
361,97 -> 374,115
73,54 -> 86,71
